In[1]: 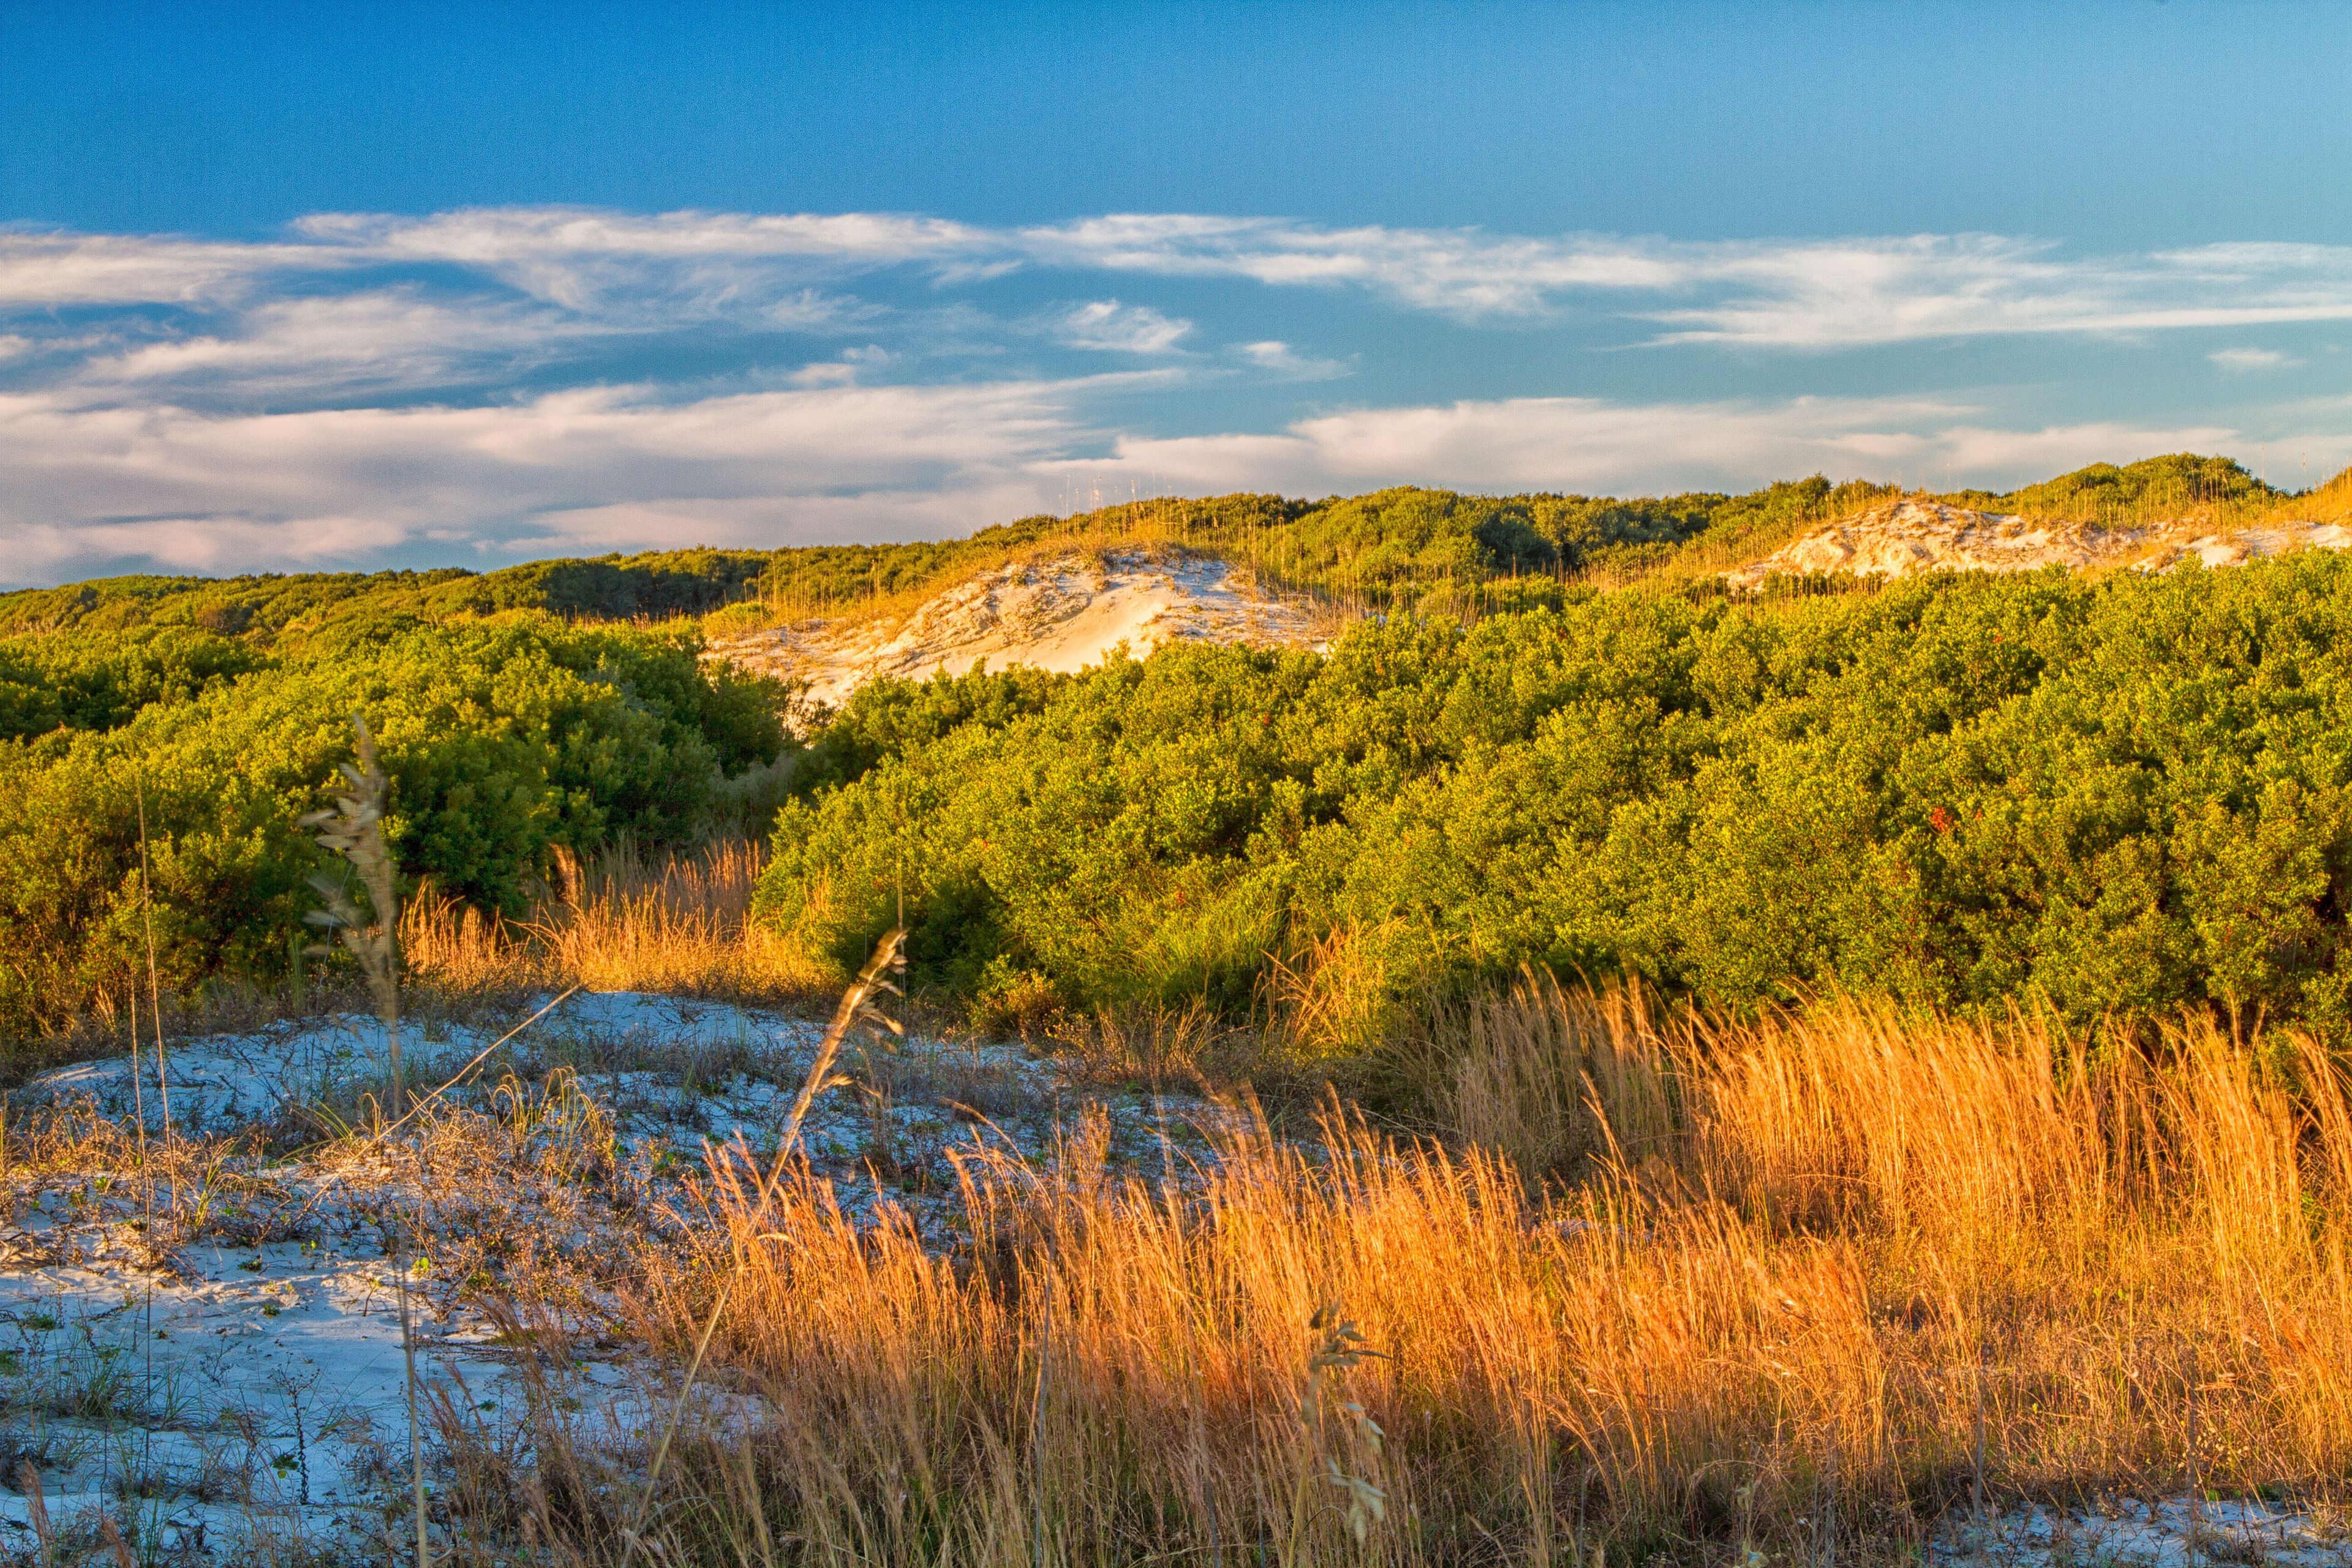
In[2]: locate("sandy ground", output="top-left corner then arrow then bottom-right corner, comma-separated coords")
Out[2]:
5,1002 -> 2331,1565
1725,501 -> 2352,589
1936,1496 -> 2352,1567
0,994 -> 1231,1562
711,549 -> 1336,711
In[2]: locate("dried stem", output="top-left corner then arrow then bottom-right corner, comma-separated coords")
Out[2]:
619,924 -> 906,1568
134,775 -> 172,1140
301,714 -> 429,1567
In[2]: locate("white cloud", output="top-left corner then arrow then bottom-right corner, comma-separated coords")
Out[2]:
1022,221 -> 2352,341
1018,214 -> 1682,318
67,288 -> 610,396
0,377 -> 2249,586
1646,237 -> 2352,348
1054,300 -> 1193,354
0,229 -> 358,306
294,206 -> 993,317
786,345 -> 894,386
1231,340 -> 1348,380
298,206 -> 987,266
15,209 -> 2352,347
2210,346 -> 2296,372
1071,395 -> 2236,497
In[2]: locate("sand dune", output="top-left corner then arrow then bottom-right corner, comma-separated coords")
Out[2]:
1727,499 -> 2352,589
711,548 -> 1336,710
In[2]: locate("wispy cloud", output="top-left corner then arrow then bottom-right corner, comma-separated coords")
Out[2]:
1076,396 -> 2237,497
67,288 -> 612,398
0,228 -> 360,306
1051,300 -> 1193,354
1016,214 -> 1682,317
2210,345 -> 2297,372
16,209 -> 2352,344
1645,238 -> 2352,348
1230,340 -> 1349,380
299,206 -> 991,317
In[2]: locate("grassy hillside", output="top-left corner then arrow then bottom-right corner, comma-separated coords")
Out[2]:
6,453 -> 2318,646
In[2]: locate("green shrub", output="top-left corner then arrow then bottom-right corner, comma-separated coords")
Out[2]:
763,553 -> 2352,1039
0,615 -> 790,1051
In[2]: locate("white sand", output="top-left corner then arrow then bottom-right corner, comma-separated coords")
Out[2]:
1727,500 -> 2352,589
1,995 -> 1231,1561
712,548 -> 1335,711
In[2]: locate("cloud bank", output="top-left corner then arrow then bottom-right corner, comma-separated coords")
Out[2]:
0,381 -> 2240,585
0,206 -> 2340,584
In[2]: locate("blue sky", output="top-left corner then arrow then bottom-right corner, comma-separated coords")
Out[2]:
2,1 -> 2349,585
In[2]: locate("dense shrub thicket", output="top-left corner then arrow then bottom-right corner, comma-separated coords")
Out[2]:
1,454 -> 2329,1058
0,614 -> 787,1047
0,625 -> 268,737
760,551 -> 2352,1042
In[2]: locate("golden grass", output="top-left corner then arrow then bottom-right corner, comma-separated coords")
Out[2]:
2269,462 -> 2352,526
455,981 -> 2352,1566
401,839 -> 824,1003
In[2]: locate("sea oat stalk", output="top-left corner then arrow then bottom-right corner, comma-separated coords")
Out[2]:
619,924 -> 907,1567
301,715 -> 430,1568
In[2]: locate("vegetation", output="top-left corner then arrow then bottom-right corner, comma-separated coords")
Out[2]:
0,613 -> 788,1054
0,549 -> 777,643
0,451 -> 2341,1064
760,548 -> 2352,1044
10,451 -> 2352,1563
6,453 -> 2298,644
467,985 -> 2352,1564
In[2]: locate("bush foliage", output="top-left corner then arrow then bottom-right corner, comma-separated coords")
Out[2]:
0,614 -> 788,1048
760,551 -> 2352,1042
3,453 -> 2334,1058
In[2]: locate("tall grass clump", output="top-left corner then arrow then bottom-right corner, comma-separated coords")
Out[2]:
456,982 -> 2352,1566
403,839 -> 821,1003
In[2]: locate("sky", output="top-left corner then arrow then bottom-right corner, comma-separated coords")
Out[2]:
2,1 -> 2350,587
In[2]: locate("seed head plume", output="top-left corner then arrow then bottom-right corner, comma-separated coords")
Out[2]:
1297,1302 -> 1389,1548
299,715 -> 402,1085
298,714 -> 429,1567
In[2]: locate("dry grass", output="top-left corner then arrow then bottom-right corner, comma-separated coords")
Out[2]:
431,981 -> 2352,1566
2263,462 -> 2352,526
402,840 -> 823,1005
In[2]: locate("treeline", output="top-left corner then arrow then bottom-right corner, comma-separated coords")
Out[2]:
0,551 -> 778,643
759,549 -> 2352,1043
7,454 -> 2295,643
0,614 -> 788,1051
